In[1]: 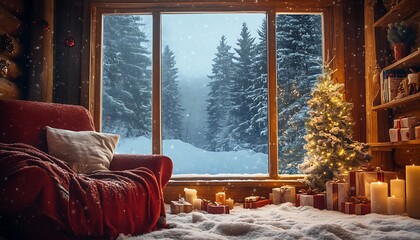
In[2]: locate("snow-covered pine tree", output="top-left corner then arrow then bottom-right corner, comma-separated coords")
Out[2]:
206,35 -> 235,151
276,14 -> 323,173
229,22 -> 257,149
299,64 -> 371,191
248,19 -> 268,153
102,15 -> 152,137
162,45 -> 184,140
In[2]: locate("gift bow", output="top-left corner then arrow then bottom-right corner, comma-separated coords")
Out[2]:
327,178 -> 346,184
279,186 -> 291,202
349,195 -> 369,204
178,194 -> 187,204
359,164 -> 381,172
299,187 -> 319,195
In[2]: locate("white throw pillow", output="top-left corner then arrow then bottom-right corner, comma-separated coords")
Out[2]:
45,126 -> 119,174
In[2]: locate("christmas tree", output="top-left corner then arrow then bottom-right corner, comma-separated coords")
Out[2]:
299,64 -> 371,191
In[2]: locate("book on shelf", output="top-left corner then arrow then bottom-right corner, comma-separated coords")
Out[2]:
380,70 -> 407,104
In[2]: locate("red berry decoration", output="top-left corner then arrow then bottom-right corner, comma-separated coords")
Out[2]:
40,19 -> 50,31
64,35 -> 75,48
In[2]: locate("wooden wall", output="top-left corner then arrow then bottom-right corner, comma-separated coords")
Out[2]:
0,0 -> 30,99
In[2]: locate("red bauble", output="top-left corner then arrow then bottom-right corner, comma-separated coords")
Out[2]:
39,19 -> 50,31
64,35 -> 75,48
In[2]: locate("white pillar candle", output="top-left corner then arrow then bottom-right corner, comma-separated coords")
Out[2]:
390,178 -> 405,198
215,192 -> 226,204
193,198 -> 202,210
184,188 -> 197,204
225,198 -> 234,210
406,165 -> 420,219
370,181 -> 388,214
387,195 -> 405,215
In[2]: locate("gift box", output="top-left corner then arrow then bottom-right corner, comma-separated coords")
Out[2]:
326,180 -> 349,211
207,203 -> 229,214
400,127 -> 415,141
348,170 -> 363,196
341,202 -> 371,215
243,199 -> 273,209
400,116 -> 418,128
416,126 -> 420,140
272,186 -> 296,204
170,200 -> 193,214
299,193 -> 326,210
393,118 -> 401,129
389,128 -> 401,142
350,170 -> 397,200
201,199 -> 211,211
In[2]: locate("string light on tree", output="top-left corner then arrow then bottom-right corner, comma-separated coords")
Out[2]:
299,63 -> 371,191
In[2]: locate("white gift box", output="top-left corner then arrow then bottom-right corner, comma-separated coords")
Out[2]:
272,186 -> 296,204
326,181 -> 349,212
400,117 -> 418,128
400,127 -> 415,141
389,128 -> 401,142
393,119 -> 401,129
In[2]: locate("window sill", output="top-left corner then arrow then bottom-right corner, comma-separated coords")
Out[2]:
164,174 -> 306,203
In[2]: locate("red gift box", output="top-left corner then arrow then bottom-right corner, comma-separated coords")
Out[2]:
341,201 -> 371,215
298,194 -> 326,210
207,203 -> 229,214
201,199 -> 211,211
243,199 -> 273,209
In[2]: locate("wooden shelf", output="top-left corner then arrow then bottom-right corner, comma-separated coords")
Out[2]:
383,48 -> 420,71
374,0 -> 420,28
372,92 -> 420,111
369,139 -> 420,150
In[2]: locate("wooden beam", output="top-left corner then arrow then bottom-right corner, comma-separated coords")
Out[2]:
152,12 -> 162,154
27,0 -> 54,102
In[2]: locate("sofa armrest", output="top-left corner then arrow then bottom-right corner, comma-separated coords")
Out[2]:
110,154 -> 173,187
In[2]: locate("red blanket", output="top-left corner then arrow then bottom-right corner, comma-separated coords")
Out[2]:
0,143 -> 165,239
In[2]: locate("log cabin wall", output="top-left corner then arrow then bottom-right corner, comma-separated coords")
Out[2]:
0,0 -> 31,99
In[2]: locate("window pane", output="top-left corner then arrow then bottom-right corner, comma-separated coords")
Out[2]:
161,13 -> 268,175
101,14 -> 153,154
276,14 -> 323,174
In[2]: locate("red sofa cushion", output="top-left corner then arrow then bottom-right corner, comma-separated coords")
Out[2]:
0,99 -> 95,152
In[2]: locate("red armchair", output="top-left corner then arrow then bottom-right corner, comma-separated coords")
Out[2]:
0,99 -> 173,239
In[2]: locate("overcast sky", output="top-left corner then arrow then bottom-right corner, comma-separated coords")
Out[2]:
161,13 -> 265,80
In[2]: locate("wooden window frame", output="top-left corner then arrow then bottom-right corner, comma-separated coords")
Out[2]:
82,1 -> 344,195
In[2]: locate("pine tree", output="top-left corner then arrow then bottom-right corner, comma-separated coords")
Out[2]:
229,22 -> 257,149
102,15 -> 152,137
276,14 -> 323,173
248,19 -> 268,153
162,45 -> 184,140
299,65 -> 371,191
206,36 -> 235,151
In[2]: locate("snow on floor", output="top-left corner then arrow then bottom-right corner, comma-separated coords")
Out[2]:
119,203 -> 420,240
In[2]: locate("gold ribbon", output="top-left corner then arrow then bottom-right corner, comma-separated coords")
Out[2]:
349,195 -> 369,204
299,187 -> 319,195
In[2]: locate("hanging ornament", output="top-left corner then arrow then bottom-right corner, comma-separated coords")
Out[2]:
64,34 -> 75,48
39,19 -> 50,31
0,34 -> 15,54
0,59 -> 9,77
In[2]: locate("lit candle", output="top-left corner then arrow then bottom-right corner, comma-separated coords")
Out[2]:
193,198 -> 202,210
184,188 -> 197,204
370,181 -> 388,214
215,192 -> 226,204
387,195 -> 404,215
390,178 -> 405,198
406,165 -> 420,219
225,198 -> 234,209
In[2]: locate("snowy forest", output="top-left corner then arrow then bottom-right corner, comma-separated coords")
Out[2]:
102,14 -> 322,174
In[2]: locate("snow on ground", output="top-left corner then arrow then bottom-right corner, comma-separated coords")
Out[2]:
119,203 -> 420,240
117,136 -> 268,175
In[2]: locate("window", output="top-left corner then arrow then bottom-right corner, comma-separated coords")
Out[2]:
92,2 -> 327,178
